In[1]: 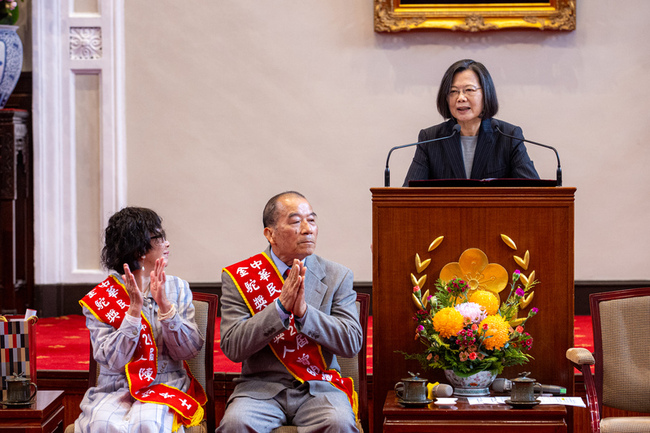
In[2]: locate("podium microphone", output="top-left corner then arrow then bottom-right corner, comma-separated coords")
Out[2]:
427,382 -> 454,398
490,119 -> 562,187
384,124 -> 461,187
492,378 -> 567,395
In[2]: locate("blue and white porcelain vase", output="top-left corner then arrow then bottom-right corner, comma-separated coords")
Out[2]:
0,25 -> 23,109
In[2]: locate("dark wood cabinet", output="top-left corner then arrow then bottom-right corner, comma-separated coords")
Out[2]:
0,108 -> 33,314
0,390 -> 65,433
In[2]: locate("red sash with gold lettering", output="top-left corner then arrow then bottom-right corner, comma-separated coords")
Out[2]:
79,276 -> 206,431
223,252 -> 358,418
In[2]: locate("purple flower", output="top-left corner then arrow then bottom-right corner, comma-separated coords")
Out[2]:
515,288 -> 525,297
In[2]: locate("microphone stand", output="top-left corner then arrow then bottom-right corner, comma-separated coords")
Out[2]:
491,121 -> 562,187
384,125 -> 461,187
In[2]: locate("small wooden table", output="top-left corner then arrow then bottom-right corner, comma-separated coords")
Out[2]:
0,390 -> 65,433
383,391 -> 567,433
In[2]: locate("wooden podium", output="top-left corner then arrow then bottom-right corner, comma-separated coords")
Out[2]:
371,187 -> 575,432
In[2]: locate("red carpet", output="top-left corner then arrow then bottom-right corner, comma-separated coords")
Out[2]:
35,315 -> 591,374
35,315 -> 90,371
573,315 -> 594,351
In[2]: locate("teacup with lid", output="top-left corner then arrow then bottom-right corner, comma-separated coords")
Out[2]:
5,372 -> 38,404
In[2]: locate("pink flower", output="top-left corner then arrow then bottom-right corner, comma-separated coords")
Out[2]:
413,286 -> 420,293
454,302 -> 487,324
469,352 -> 478,360
516,326 -> 524,333
459,352 -> 468,362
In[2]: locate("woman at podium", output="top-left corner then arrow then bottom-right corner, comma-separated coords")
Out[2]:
403,59 -> 539,186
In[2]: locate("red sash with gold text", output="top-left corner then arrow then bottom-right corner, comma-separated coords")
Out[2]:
223,252 -> 358,417
79,276 -> 206,431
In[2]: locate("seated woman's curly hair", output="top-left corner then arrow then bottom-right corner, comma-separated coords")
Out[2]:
101,207 -> 165,273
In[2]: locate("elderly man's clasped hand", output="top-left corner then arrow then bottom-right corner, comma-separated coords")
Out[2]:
278,259 -> 307,318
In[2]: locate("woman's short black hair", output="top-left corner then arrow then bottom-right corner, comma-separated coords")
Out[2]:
101,207 -> 165,273
436,59 -> 499,120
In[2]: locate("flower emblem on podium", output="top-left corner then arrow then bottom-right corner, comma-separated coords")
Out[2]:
439,248 -> 509,298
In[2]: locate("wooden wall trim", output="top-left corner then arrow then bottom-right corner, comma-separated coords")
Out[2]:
34,280 -> 647,318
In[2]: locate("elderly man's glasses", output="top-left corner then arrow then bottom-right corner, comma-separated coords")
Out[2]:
448,87 -> 482,98
150,232 -> 166,243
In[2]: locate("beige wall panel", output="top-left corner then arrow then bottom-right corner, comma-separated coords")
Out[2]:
74,0 -> 98,14
124,1 -> 650,282
75,73 -> 101,270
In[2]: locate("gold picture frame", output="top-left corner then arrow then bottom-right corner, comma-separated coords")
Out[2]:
374,0 -> 576,33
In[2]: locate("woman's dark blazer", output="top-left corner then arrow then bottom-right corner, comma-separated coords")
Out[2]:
402,118 -> 539,186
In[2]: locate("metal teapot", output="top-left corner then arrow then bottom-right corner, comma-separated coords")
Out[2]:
5,372 -> 37,404
394,372 -> 429,402
509,371 -> 542,403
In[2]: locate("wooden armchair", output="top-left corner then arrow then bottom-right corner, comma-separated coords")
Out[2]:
566,287 -> 650,433
272,292 -> 370,433
65,292 -> 218,433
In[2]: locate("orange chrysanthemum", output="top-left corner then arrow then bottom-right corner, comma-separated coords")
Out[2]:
432,307 -> 464,339
480,315 -> 510,350
469,290 -> 500,316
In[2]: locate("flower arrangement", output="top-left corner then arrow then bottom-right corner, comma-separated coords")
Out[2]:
403,271 -> 539,378
0,0 -> 22,25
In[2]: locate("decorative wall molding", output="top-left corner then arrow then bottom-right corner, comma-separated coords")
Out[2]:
69,27 -> 102,60
32,0 -> 126,284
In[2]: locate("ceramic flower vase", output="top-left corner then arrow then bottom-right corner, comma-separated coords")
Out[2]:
0,25 -> 23,109
444,369 -> 497,396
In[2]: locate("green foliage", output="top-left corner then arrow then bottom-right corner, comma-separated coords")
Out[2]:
0,1 -> 23,26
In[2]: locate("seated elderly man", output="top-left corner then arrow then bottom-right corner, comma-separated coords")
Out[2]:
217,191 -> 362,433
